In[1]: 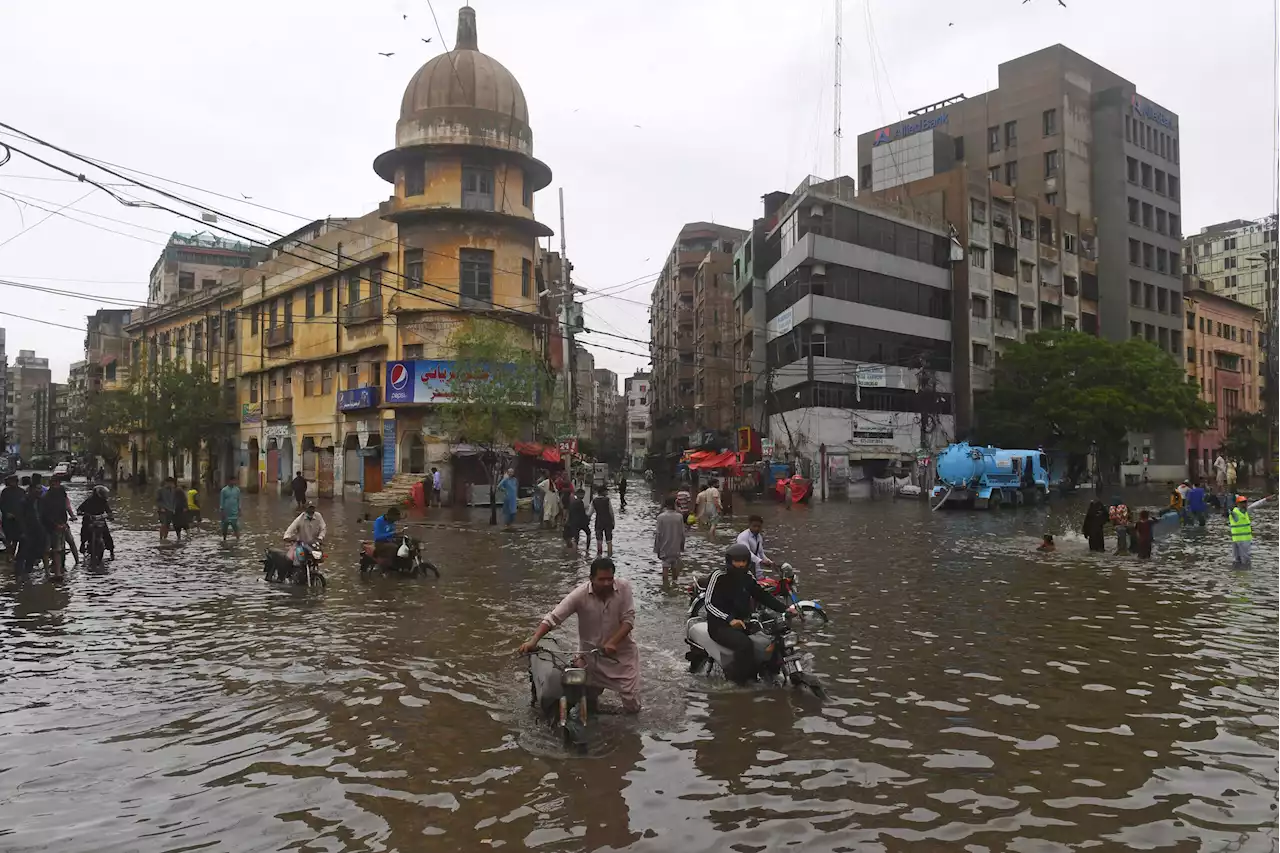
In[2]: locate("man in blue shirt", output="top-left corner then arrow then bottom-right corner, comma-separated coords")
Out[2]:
371,506 -> 401,567
1186,480 -> 1209,527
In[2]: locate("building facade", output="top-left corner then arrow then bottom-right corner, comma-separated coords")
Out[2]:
761,175 -> 958,481
649,222 -> 746,457
592,368 -> 623,464
623,371 -> 651,471
1183,281 -> 1265,478
5,350 -> 51,459
51,383 -> 71,455
856,44 -> 1187,470
1182,216 -> 1277,315
148,232 -> 264,307
0,327 -> 7,455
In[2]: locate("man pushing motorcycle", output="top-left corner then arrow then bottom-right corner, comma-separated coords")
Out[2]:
519,557 -> 640,713
705,542 -> 797,684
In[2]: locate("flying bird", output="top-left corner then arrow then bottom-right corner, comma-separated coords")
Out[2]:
240,193 -> 252,200
422,37 -> 432,43
948,22 -> 954,26
379,51 -> 395,57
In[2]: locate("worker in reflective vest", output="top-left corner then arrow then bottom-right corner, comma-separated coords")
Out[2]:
1229,494 -> 1272,568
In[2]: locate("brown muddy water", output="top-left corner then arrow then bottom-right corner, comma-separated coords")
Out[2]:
0,480 -> 1275,851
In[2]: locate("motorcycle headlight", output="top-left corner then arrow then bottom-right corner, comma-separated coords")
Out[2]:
562,667 -> 588,686
311,550 -> 323,560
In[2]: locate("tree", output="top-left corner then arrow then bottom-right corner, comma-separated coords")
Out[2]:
76,390 -> 137,482
975,331 -> 1213,486
1220,410 -> 1272,474
443,319 -> 548,524
135,360 -> 233,482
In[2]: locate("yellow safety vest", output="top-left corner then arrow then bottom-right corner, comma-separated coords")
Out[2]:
1229,508 -> 1252,542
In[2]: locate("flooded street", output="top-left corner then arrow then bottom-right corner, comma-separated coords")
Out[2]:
0,481 -> 1275,852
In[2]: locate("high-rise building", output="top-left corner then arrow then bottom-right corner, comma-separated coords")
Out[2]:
1182,216 -> 1276,322
732,202 -> 787,434
649,222 -> 746,457
6,349 -> 51,459
592,368 -> 623,464
858,44 -> 1187,472
0,327 -> 7,454
623,371 -> 651,471
148,232 -> 264,306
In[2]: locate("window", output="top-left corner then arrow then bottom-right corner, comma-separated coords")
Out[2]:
305,283 -> 316,318
972,343 -> 990,366
1143,282 -> 1154,309
1127,157 -> 1138,183
304,366 -> 317,397
989,165 -> 1001,183
404,161 -> 424,196
988,126 -> 1000,152
1131,321 -> 1142,339
1125,114 -> 1132,142
1063,233 -> 1076,254
971,295 -> 988,317
1167,175 -> 1179,200
1043,150 -> 1060,178
1129,239 -> 1141,265
347,271 -> 360,305
970,198 -> 987,223
1044,192 -> 1057,207
1005,161 -> 1018,185
1157,247 -> 1167,274
1063,274 -> 1078,296
1019,217 -> 1035,239
1157,287 -> 1168,313
521,257 -> 532,297
1128,197 -> 1140,224
461,166 -> 495,210
1142,202 -> 1153,229
370,361 -> 381,386
321,364 -> 334,395
1158,326 -> 1168,349
405,249 -> 423,290
1156,208 -> 1167,234
322,280 -> 333,313
1172,138 -> 1179,164
1225,237 -> 1237,250
1021,306 -> 1036,329
459,248 -> 494,306
521,169 -> 533,208
1130,280 -> 1142,306
1005,121 -> 1017,147
251,306 -> 259,336
250,377 -> 259,404
404,344 -> 424,359
1020,261 -> 1035,283
1143,242 -> 1154,269
1141,162 -> 1152,189
860,163 -> 872,190
1039,216 -> 1053,245
346,362 -> 360,390
369,266 -> 382,299
1145,323 -> 1155,342
178,271 -> 195,292
1043,108 -> 1057,136
1187,346 -> 1196,363
969,246 -> 987,269
1154,169 -> 1166,195
1169,213 -> 1180,237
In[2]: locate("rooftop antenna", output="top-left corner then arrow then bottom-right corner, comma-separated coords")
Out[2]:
833,0 -> 843,179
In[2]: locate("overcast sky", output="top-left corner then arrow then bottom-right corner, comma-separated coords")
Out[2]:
1,0 -> 1276,388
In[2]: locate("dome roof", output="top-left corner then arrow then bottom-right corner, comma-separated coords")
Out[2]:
393,6 -> 532,156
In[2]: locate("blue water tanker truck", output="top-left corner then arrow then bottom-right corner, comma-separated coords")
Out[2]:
930,442 -> 1051,509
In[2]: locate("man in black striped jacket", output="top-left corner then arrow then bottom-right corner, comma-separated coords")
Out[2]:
705,543 -> 796,683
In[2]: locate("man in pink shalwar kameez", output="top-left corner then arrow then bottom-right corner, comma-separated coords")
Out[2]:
519,557 -> 641,713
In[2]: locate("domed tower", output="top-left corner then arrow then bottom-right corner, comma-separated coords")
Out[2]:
374,5 -> 552,318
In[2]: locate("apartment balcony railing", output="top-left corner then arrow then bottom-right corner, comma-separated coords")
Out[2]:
265,397 -> 294,420
343,295 -> 382,326
266,325 -> 293,348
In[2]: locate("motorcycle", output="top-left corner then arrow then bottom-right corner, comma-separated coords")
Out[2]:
685,563 -> 828,624
358,534 -> 440,578
525,639 -> 613,754
84,513 -> 110,569
685,610 -> 826,698
263,541 -> 327,588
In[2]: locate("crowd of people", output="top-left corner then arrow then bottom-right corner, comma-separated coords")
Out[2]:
0,473 -> 114,581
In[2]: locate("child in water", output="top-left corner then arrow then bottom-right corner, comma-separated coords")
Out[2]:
1134,510 -> 1155,559
1036,534 -> 1056,552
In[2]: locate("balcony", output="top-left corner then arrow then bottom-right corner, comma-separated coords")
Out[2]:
266,325 -> 293,348
1039,244 -> 1059,265
343,295 -> 382,326
970,316 -> 992,341
994,318 -> 1019,339
265,397 -> 294,420
992,272 -> 1018,295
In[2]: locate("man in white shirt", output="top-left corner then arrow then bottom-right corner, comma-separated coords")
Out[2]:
696,478 -> 723,536
1212,455 -> 1227,489
735,514 -> 774,580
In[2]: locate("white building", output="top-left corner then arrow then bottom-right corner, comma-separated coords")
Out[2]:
1182,215 -> 1277,317
624,371 -> 651,471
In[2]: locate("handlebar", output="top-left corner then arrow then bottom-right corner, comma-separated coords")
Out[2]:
524,645 -> 618,666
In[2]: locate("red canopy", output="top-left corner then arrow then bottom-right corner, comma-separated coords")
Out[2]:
689,451 -> 738,470
514,441 -> 562,464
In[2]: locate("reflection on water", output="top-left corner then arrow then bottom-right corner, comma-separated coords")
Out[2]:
0,480 -> 1274,851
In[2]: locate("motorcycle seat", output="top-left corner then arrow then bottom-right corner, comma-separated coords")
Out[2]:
686,619 -> 737,668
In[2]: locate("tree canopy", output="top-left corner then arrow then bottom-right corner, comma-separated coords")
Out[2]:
975,331 -> 1213,471
76,389 -> 136,475
443,319 -> 546,449
1220,410 -> 1273,470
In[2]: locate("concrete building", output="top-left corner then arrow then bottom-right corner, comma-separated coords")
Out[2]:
5,349 -> 51,459
623,371 -> 651,471
67,360 -> 88,454
1183,280 -> 1266,478
856,44 -> 1187,471
1182,216 -> 1277,313
86,309 -> 133,394
148,232 -> 264,306
649,222 -> 746,458
0,327 -> 7,455
732,202 -> 787,434
592,368 -> 623,464
572,343 -> 597,441
862,166 -> 1099,435
761,175 -> 958,482
51,383 -> 71,455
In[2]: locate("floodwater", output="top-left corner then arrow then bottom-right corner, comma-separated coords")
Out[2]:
0,478 -> 1275,852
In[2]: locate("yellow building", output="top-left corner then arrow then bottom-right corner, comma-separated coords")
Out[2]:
233,5 -> 553,500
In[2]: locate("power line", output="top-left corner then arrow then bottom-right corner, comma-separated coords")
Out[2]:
0,188 -> 96,251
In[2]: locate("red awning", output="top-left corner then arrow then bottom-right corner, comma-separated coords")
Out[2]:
689,451 -> 738,470
514,441 -> 562,464
100,355 -> 117,366
540,447 -> 562,463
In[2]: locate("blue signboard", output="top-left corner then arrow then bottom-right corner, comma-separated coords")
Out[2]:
338,386 -> 380,412
381,419 -> 396,483
872,112 -> 949,146
1131,94 -> 1173,129
385,359 -> 522,404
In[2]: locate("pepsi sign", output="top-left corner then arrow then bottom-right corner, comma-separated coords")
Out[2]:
384,359 -> 525,404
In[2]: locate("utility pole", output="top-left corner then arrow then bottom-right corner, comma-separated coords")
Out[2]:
833,0 -> 843,179
558,188 -> 574,484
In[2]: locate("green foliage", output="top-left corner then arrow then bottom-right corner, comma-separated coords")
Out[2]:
1220,410 -> 1273,467
133,359 -> 233,470
443,319 -> 545,449
976,331 -> 1213,468
76,390 -> 137,470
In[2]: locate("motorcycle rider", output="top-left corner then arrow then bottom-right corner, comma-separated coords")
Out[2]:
371,506 -> 401,567
284,501 -> 327,566
77,485 -> 115,560
704,542 -> 797,684
735,515 -> 774,580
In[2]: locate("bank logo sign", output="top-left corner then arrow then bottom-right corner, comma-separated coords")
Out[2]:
1131,94 -> 1173,129
872,112 -> 949,146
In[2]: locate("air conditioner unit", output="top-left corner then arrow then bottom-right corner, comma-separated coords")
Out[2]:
810,204 -> 825,217
811,263 -> 827,277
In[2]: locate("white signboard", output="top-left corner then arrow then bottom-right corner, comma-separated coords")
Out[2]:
356,420 -> 370,448
766,307 -> 794,342
264,424 -> 291,440
855,365 -> 887,388
761,438 -> 775,459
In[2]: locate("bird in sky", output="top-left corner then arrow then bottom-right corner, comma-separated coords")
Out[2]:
422,37 -> 432,43
240,193 -> 252,200
379,52 -> 395,57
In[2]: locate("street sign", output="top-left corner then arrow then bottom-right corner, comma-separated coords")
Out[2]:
761,438 -> 775,459
557,438 -> 578,456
